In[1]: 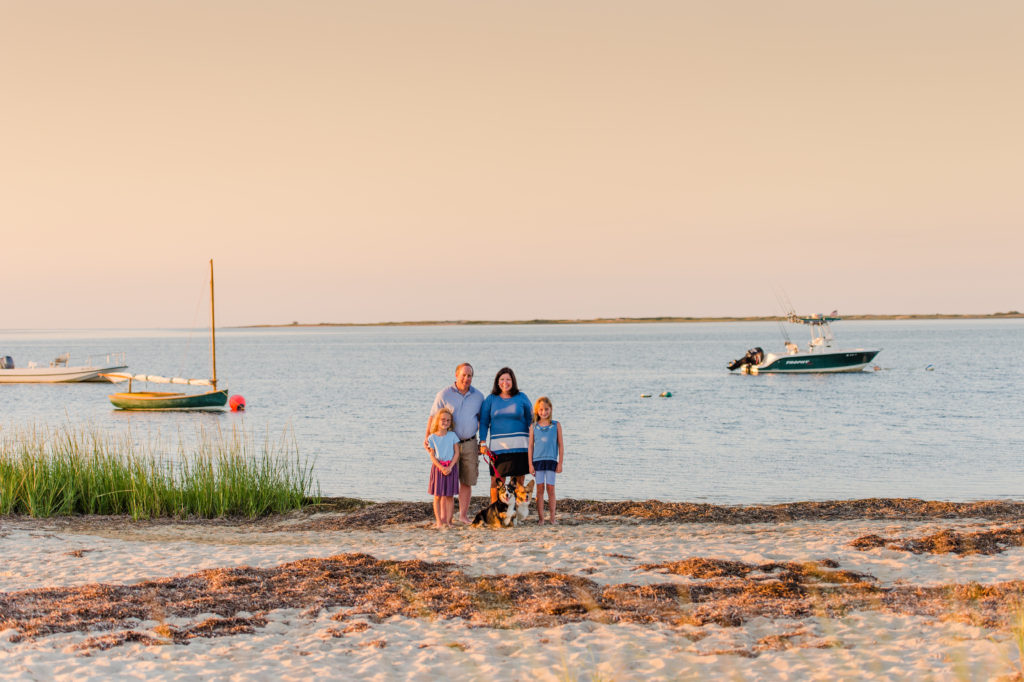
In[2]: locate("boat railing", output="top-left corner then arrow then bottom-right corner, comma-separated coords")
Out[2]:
92,351 -> 126,368
67,351 -> 127,368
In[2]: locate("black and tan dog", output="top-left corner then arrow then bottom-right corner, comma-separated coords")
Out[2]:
471,479 -> 535,528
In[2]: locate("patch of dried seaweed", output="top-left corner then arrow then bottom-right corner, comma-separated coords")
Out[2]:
850,525 -> 1024,556
700,633 -> 843,659
755,629 -> 807,651
286,502 -> 439,530
557,498 -> 1024,524
73,616 -> 271,652
288,498 -> 1024,531
636,558 -> 879,626
6,497 -> 1024,533
285,498 -> 506,531
65,549 -> 95,558
638,558 -> 874,585
3,553 -> 1024,651
74,630 -> 169,652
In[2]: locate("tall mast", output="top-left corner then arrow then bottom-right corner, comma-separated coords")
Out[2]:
210,259 -> 217,390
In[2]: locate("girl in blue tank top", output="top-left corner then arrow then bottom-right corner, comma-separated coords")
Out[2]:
528,396 -> 564,525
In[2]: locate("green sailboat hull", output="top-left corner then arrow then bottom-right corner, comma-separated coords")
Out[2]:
109,389 -> 229,410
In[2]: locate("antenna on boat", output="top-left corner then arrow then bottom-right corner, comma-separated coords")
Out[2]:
210,259 -> 217,391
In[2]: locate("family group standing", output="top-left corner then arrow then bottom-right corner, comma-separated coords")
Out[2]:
425,363 -> 565,528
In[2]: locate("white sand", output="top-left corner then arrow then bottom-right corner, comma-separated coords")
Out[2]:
2,514 -> 1023,680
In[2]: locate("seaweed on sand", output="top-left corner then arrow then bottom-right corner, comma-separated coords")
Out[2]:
287,498 -> 1024,531
556,498 -> 1024,524
12,497 -> 1023,532
850,525 -> 1024,556
4,553 -> 1024,653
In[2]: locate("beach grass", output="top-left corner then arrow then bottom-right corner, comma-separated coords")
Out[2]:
0,424 -> 318,519
1012,601 -> 1024,678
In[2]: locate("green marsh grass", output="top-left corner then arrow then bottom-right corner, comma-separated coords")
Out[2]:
1012,601 -> 1024,679
0,424 -> 318,519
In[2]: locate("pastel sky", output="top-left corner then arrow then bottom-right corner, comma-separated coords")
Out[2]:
3,1 -> 1021,328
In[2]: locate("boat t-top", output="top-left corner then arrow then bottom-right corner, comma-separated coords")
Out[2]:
728,312 -> 880,374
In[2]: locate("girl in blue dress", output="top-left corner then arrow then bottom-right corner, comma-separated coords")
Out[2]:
478,367 -> 532,503
528,396 -> 564,524
427,408 -> 460,528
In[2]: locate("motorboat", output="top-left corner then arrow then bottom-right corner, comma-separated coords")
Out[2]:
0,352 -> 127,383
728,313 -> 880,374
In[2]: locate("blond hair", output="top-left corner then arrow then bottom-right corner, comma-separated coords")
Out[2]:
532,396 -> 553,422
431,407 -> 454,435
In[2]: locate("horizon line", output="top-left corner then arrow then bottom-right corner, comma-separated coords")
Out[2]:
237,311 -> 1023,329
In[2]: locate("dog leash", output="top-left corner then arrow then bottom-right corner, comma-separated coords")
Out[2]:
481,445 -> 504,486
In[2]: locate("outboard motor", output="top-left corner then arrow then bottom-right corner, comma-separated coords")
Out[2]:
1,356 -> 13,370
727,347 -> 763,371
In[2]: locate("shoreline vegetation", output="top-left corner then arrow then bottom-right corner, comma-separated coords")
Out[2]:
239,311 -> 1023,328
0,425 -> 317,519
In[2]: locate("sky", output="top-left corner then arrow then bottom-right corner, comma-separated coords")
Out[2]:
2,1 -> 1022,328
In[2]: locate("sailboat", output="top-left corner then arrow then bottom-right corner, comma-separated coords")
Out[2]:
104,260 -> 229,410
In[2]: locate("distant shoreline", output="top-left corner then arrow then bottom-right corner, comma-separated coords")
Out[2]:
238,312 -> 1022,328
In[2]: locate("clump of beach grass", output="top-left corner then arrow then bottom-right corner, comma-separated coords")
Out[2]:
1012,601 -> 1024,679
0,424 -> 318,519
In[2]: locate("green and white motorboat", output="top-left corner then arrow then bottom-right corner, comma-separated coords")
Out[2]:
728,313 -> 880,374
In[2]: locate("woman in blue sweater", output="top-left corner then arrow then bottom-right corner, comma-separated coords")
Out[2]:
478,367 -> 532,502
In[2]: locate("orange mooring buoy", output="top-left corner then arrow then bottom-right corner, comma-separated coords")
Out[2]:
229,394 -> 246,411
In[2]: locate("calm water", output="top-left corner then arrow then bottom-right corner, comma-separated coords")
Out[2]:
2,320 -> 1022,504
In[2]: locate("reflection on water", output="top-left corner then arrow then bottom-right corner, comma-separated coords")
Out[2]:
2,320 -> 1022,503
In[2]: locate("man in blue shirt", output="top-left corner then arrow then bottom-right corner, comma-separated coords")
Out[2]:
425,362 -> 485,524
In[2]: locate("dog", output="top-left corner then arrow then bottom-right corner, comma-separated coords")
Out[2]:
513,480 -> 535,526
471,480 -> 514,528
471,479 -> 535,528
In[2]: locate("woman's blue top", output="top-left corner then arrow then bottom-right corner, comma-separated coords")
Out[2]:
478,392 -> 532,455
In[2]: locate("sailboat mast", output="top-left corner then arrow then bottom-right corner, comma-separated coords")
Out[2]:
210,259 -> 217,390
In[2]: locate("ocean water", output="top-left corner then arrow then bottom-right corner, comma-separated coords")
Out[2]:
1,320 -> 1022,504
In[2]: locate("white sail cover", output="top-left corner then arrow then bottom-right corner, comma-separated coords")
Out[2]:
102,373 -> 213,386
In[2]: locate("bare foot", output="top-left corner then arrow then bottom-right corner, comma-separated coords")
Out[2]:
456,517 -> 471,525
537,519 -> 546,525
550,519 -> 558,526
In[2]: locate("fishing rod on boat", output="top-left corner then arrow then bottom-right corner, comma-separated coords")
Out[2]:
775,318 -> 791,346
770,285 -> 793,345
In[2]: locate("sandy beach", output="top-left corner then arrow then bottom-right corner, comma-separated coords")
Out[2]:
2,500 -> 1024,681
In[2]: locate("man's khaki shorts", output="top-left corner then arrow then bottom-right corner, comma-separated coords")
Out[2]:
458,438 -> 479,487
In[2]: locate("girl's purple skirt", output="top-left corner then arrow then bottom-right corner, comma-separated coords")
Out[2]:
429,462 -> 459,497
